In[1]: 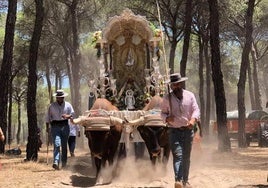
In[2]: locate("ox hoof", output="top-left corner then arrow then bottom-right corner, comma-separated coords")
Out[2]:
95,176 -> 104,185
95,175 -> 112,186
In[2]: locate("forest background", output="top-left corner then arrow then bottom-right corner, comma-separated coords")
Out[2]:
0,0 -> 267,159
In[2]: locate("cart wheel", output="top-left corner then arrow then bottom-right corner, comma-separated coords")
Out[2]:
260,115 -> 268,121
258,123 -> 268,147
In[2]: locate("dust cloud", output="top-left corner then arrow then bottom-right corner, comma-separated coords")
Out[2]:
1,136 -> 267,188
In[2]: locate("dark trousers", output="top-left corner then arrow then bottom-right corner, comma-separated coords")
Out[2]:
68,136 -> 76,154
51,123 -> 70,165
168,128 -> 194,182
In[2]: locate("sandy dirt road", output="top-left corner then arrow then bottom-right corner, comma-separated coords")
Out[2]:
0,140 -> 267,188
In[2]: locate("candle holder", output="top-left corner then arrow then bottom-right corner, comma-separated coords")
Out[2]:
144,56 -> 165,96
88,39 -> 117,99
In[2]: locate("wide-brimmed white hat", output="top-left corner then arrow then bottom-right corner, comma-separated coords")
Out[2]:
169,73 -> 188,83
53,89 -> 68,97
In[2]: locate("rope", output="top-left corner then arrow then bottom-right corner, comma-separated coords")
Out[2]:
156,0 -> 169,77
156,0 -> 172,116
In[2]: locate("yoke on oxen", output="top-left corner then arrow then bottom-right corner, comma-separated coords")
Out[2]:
73,96 -> 170,185
124,109 -> 166,127
74,95 -> 170,165
73,109 -> 125,131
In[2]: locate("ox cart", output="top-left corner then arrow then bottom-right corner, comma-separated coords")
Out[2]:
74,9 -> 177,184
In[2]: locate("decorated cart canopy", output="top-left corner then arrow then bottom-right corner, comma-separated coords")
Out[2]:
89,9 -> 168,110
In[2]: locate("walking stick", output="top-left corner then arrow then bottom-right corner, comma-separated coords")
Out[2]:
46,90 -> 53,165
46,125 -> 49,165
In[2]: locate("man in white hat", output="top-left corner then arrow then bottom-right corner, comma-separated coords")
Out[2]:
161,73 -> 200,188
45,89 -> 75,170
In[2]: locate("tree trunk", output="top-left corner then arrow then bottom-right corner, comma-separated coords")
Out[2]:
204,38 -> 211,136
263,67 -> 268,105
45,62 -> 53,103
169,41 -> 177,74
251,44 -> 262,110
0,0 -> 17,153
54,69 -> 60,91
248,63 -> 255,109
198,35 -> 205,133
26,0 -> 44,161
69,0 -> 81,116
8,77 -> 13,147
237,0 -> 255,148
208,0 -> 230,151
180,0 -> 193,80
62,43 -> 73,101
17,100 -> 21,145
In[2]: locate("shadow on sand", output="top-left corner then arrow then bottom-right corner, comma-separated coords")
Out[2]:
70,175 -> 97,187
234,184 -> 268,188
67,153 -> 99,187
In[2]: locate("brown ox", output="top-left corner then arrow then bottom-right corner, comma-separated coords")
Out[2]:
126,95 -> 170,165
74,98 -> 124,183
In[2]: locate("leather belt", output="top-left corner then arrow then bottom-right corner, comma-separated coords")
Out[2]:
168,126 -> 192,131
177,126 -> 192,131
51,120 -> 68,126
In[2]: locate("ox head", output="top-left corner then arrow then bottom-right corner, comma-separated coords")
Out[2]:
91,98 -> 119,111
143,95 -> 163,111
90,98 -> 122,132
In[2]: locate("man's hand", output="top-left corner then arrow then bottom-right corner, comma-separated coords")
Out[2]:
62,114 -> 72,119
166,116 -> 174,124
187,118 -> 196,129
77,131 -> 81,137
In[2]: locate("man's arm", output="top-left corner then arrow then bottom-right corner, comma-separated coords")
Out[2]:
62,102 -> 75,120
0,127 -> 5,142
61,114 -> 73,119
190,94 -> 200,124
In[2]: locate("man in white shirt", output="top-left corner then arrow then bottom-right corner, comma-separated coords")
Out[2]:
46,90 -> 75,170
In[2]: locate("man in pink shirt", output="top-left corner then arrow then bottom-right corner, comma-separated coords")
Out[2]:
161,73 -> 200,188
